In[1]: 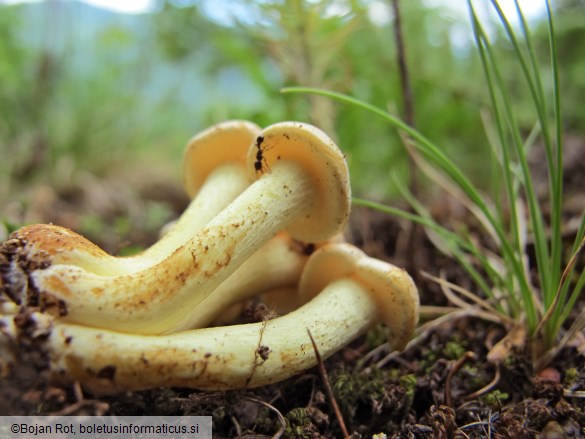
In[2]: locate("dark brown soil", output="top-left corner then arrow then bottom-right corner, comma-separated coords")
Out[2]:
1,152 -> 584,438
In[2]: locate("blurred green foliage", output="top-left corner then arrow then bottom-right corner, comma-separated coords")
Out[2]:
538,0 -> 585,132
154,0 -> 492,197
0,0 -> 582,208
0,3 -> 162,195
0,6 -> 51,189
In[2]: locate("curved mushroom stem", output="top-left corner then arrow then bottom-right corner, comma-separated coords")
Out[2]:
2,226 -> 311,337
121,163 -> 250,273
162,232 -> 310,332
28,161 -> 314,333
8,164 -> 250,277
0,277 -> 380,394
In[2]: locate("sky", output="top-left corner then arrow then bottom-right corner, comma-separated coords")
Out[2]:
82,0 -> 155,13
0,0 -> 549,19
0,0 -> 156,13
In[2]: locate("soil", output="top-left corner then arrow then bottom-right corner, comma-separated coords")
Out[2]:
1,145 -> 584,438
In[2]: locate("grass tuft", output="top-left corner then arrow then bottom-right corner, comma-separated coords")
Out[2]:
282,0 -> 585,368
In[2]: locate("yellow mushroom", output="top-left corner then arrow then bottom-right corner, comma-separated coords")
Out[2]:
0,122 -> 350,335
0,243 -> 418,393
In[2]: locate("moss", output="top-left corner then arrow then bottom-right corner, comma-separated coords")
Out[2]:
419,350 -> 439,373
461,365 -> 486,390
333,368 -> 386,412
564,367 -> 579,387
253,406 -> 276,435
481,390 -> 510,408
399,374 -> 417,402
365,323 -> 388,349
284,407 -> 316,439
419,335 -> 468,373
443,340 -> 467,360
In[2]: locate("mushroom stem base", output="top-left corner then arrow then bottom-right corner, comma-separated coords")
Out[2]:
1,278 -> 378,394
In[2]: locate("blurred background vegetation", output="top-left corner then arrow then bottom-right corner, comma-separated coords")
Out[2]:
0,0 -> 583,247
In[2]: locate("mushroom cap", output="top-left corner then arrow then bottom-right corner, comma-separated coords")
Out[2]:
183,120 -> 261,197
298,243 -> 419,351
247,122 -> 351,243
5,224 -> 114,273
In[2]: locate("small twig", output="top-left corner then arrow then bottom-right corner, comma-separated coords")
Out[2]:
356,342 -> 388,371
445,351 -> 476,408
390,0 -> 414,127
459,417 -> 494,432
563,389 -> 585,398
50,382 -> 109,416
423,271 -> 509,323
307,329 -> 350,439
50,400 -> 109,416
390,0 -> 422,285
464,365 -> 501,400
231,415 -> 242,437
377,308 -> 471,369
536,235 -> 585,335
73,381 -> 84,402
243,396 -> 286,439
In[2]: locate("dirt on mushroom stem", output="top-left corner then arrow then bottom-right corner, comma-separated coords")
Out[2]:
1,276 -> 385,394
0,233 -> 418,398
1,161 -> 317,335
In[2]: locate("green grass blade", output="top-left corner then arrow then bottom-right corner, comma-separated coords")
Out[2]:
469,1 -> 541,329
557,214 -> 585,330
390,175 -> 510,302
282,85 -> 534,318
352,197 -> 509,314
545,0 -> 565,309
282,88 -> 503,244
490,0 -> 553,151
513,0 -> 562,306
491,0 -> 563,306
560,267 -> 585,328
469,3 -> 520,255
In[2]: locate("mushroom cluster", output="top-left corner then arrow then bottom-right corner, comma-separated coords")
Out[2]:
0,121 -> 419,394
